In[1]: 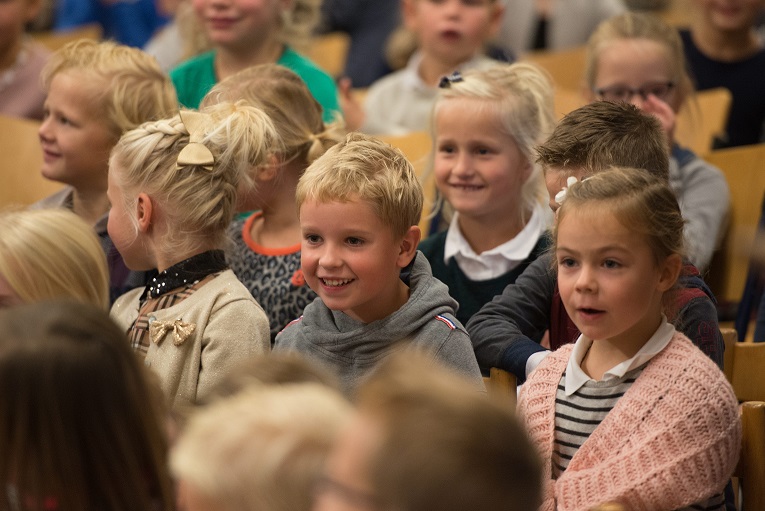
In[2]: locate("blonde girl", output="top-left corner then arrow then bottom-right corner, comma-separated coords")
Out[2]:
519,167 -> 740,511
35,39 -> 178,301
108,102 -> 278,408
583,11 -> 729,272
0,208 -> 109,309
202,63 -> 344,342
418,63 -> 555,325
169,0 -> 339,121
0,300 -> 174,511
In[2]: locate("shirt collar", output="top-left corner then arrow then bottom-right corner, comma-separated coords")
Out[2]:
564,318 -> 676,395
402,51 -> 495,91
140,249 -> 228,301
443,205 -> 548,280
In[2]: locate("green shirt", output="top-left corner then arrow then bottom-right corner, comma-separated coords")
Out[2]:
170,47 -> 340,123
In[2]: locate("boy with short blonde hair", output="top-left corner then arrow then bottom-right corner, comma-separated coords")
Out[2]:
275,132 -> 483,391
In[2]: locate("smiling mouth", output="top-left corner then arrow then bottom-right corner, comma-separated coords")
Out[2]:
450,184 -> 484,191
321,278 -> 354,287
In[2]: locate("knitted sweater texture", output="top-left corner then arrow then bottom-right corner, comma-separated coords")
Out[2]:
518,332 -> 740,511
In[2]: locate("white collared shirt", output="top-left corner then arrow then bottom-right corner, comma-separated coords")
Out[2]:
564,318 -> 676,396
443,204 -> 549,281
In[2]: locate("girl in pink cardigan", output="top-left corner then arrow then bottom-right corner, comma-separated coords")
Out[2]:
518,167 -> 740,511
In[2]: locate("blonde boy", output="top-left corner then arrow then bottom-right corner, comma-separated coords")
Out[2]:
274,132 -> 483,391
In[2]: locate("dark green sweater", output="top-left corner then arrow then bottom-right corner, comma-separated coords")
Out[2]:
418,231 -> 550,326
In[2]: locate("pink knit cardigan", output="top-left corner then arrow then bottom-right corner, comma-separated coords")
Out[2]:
518,332 -> 741,511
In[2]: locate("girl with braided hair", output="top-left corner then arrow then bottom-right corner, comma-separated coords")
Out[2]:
108,101 -> 278,408
202,64 -> 345,343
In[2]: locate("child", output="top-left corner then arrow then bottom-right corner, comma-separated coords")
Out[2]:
314,352 -> 542,511
172,383 -> 352,511
0,209 -> 109,309
169,0 -> 339,121
201,64 -> 345,343
34,39 -> 178,301
274,132 -> 483,391
680,0 -> 765,147
349,0 -> 505,134
584,11 -> 729,272
468,101 -> 725,380
108,103 -> 276,407
419,63 -> 555,325
0,300 -> 174,511
518,167 -> 740,511
0,0 -> 50,120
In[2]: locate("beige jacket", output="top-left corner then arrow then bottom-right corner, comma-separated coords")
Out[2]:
111,270 -> 270,407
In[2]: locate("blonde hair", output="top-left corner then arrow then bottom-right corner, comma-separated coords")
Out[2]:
584,12 -> 694,108
555,166 -> 685,267
432,63 -> 556,218
180,0 -> 321,58
296,132 -> 424,238
171,383 -> 352,511
0,209 -> 109,309
41,39 -> 178,138
202,64 -> 344,167
109,102 -> 279,255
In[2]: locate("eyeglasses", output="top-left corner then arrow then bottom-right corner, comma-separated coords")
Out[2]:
594,81 -> 675,102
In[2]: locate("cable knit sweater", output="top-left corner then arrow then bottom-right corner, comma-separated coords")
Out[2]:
518,332 -> 741,511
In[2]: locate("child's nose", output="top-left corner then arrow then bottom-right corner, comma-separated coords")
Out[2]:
318,244 -> 342,268
575,266 -> 597,293
451,153 -> 474,177
38,117 -> 52,142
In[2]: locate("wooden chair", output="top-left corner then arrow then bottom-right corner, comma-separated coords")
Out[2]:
675,87 -> 732,157
704,143 -> 765,305
376,132 -> 434,235
0,115 -> 63,207
734,401 -> 765,511
522,45 -> 587,91
482,367 -> 517,410
32,23 -> 102,52
307,31 -> 350,79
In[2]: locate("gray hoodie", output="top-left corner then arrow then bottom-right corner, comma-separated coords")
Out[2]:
274,252 -> 484,391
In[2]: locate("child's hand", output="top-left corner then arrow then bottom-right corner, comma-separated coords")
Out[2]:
642,94 -> 676,146
338,77 -> 365,132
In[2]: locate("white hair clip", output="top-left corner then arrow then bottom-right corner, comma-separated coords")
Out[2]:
554,176 -> 580,206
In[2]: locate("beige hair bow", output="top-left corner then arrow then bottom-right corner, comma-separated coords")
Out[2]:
176,110 -> 215,171
149,319 -> 196,346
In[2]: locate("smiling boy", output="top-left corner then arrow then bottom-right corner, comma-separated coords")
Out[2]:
274,132 -> 483,391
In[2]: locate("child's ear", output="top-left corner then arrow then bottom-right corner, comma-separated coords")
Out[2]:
397,225 -> 421,268
486,1 -> 504,38
255,155 -> 280,183
657,253 -> 682,292
135,193 -> 154,233
401,0 -> 418,31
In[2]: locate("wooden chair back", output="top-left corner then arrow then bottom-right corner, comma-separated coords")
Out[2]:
734,401 -> 765,511
675,87 -> 732,157
376,132 -> 434,235
307,31 -> 350,79
522,45 -> 587,91
705,143 -> 765,305
720,327 -> 765,402
0,115 -> 63,207
482,367 -> 517,410
32,23 -> 103,52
